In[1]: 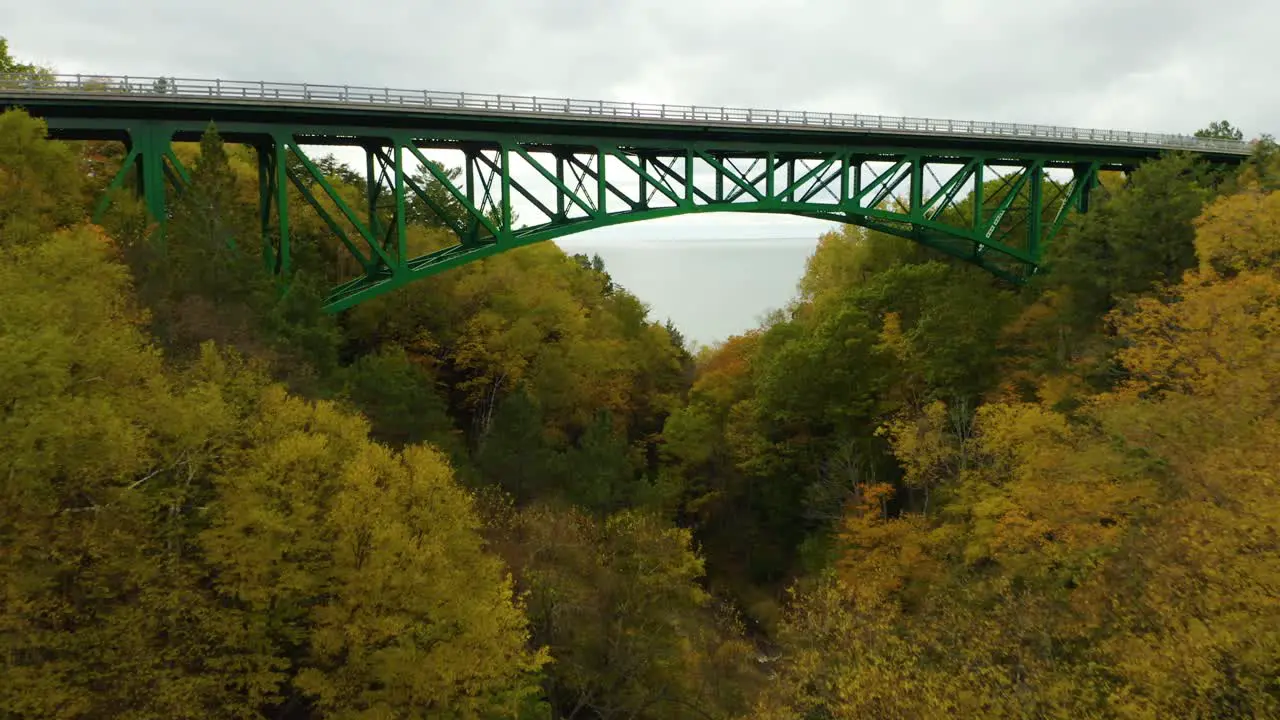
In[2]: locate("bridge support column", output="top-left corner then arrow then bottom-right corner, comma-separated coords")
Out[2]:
1027,161 -> 1044,260
253,134 -> 292,274
255,140 -> 278,272
1075,164 -> 1096,214
909,155 -> 924,219
129,121 -> 174,226
274,137 -> 291,275
365,146 -> 382,242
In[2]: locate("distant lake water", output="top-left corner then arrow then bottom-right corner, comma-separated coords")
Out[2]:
556,215 -> 829,348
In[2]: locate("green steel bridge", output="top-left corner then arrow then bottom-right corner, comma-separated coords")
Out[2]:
0,73 -> 1253,311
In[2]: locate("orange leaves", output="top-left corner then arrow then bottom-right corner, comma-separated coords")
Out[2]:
688,332 -> 759,409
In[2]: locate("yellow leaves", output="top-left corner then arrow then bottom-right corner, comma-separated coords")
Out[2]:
971,401 -> 1071,478
797,226 -> 865,305
1090,400 -> 1280,716
441,243 -> 682,441
881,399 -> 958,491
763,184 -> 1280,719
876,309 -> 907,357
298,442 -> 546,718
204,388 -> 547,718
1111,269 -> 1280,405
1,222 -> 290,718
1068,190 -> 1280,715
1108,186 -> 1280,408
754,572 -> 974,720
1193,187 -> 1280,276
0,224 -> 173,490
963,401 -> 1153,578
0,110 -> 85,245
1,114 -> 553,719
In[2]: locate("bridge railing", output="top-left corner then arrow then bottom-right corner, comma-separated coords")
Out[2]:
0,72 -> 1254,155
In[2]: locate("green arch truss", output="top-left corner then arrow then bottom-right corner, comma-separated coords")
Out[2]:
55,118 -> 1117,311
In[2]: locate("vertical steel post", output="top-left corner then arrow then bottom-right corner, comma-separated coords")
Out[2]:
1027,161 -> 1043,260
785,156 -> 794,202
851,160 -> 862,206
131,122 -> 170,226
1076,164 -> 1094,213
465,148 -> 478,243
274,134 -> 291,274
909,155 -> 924,220
972,161 -> 985,231
638,155 -> 649,209
556,154 -> 566,218
840,154 -> 851,206
258,142 -> 276,270
596,148 -> 606,215
684,152 -> 694,204
394,144 -> 408,264
366,146 -> 381,242
766,152 -> 776,199
500,145 -> 511,236
715,154 -> 724,202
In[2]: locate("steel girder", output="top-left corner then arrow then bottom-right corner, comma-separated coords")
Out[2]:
53,118 -> 1112,311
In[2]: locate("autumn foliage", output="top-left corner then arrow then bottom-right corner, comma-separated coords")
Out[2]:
4,34 -> 1280,717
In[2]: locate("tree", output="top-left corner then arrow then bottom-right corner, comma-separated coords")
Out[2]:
499,505 -> 758,720
166,124 -> 262,299
559,410 -> 637,514
572,252 -> 616,295
203,391 -> 549,718
755,184 -> 1280,719
476,388 -> 560,502
1,114 -> 552,718
0,37 -> 39,75
1044,152 -> 1211,328
0,110 -> 85,245
340,345 -> 462,453
1190,186 -> 1280,277
1195,120 -> 1245,141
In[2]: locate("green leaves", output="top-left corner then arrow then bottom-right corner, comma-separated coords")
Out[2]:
1044,152 -> 1211,326
1195,120 -> 1245,141
0,37 -> 41,75
498,505 -> 757,720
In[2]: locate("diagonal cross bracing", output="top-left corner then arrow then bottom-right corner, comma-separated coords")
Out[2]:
13,101 -> 1245,311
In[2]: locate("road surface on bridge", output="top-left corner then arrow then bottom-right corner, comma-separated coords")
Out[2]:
0,72 -> 1254,311
0,73 -> 1253,162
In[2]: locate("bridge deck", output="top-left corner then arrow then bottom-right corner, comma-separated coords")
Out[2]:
0,74 -> 1253,162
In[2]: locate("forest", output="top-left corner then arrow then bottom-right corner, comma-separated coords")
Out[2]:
3,39 -> 1280,718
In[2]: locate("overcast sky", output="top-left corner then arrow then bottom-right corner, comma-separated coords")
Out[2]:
5,0 -> 1276,342
7,0 -> 1275,134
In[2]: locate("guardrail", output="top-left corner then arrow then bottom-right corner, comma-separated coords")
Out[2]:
0,72 -> 1254,156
